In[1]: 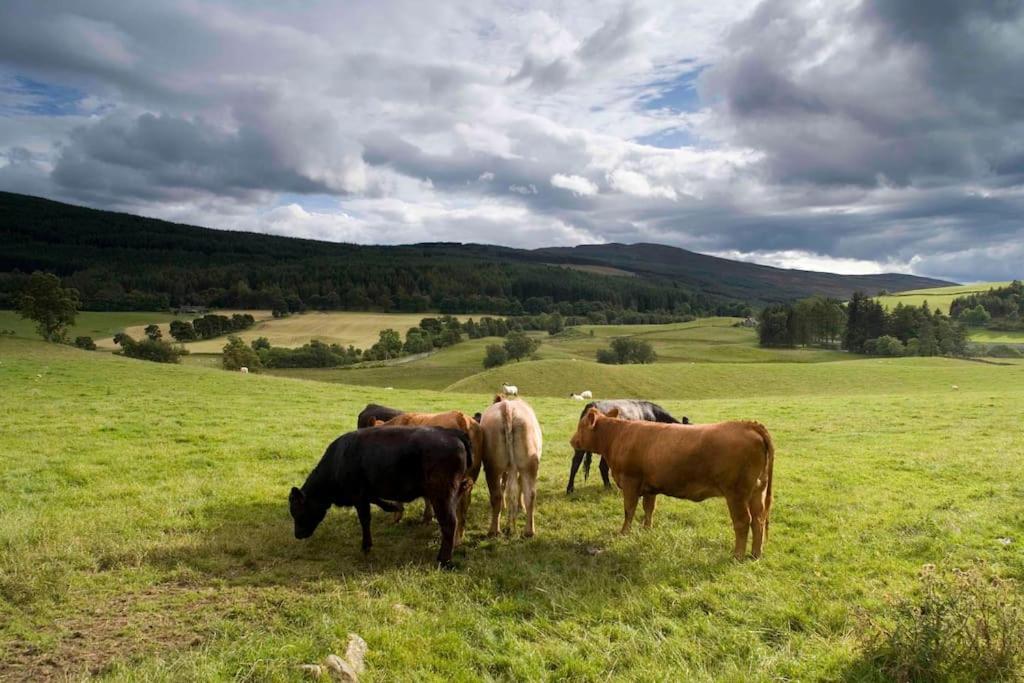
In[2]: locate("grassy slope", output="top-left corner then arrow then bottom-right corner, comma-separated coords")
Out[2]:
877,281 -> 1014,315
269,319 -> 848,392
967,328 -> 1024,344
0,310 -> 184,343
2,338 -> 1023,680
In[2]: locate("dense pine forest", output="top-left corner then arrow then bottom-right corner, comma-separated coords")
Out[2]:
0,193 -> 743,317
1,192 -> 951,316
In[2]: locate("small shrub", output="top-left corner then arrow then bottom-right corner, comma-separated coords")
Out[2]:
985,344 -> 1023,358
222,335 -> 262,371
113,333 -> 184,363
73,336 -> 97,351
596,337 -> 657,364
483,344 -> 508,369
866,564 -> 1024,682
864,335 -> 905,357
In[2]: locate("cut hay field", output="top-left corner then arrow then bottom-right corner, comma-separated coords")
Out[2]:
877,281 -> 1013,314
174,311 -> 469,354
2,336 -> 1023,681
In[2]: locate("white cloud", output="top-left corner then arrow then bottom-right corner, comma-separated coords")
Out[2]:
550,173 -> 598,196
0,0 -> 1021,280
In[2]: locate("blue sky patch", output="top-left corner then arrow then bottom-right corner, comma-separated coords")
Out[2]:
639,66 -> 705,113
1,75 -> 86,116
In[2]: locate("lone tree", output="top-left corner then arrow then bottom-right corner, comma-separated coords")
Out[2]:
503,330 -> 540,361
16,272 -> 80,342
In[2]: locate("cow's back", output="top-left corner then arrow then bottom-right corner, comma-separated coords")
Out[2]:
610,420 -> 768,498
346,426 -> 468,503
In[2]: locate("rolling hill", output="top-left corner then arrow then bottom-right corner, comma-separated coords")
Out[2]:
0,191 -> 953,313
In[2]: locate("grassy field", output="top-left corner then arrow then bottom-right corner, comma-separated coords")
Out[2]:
877,281 -> 1013,314
269,319 -> 849,392
174,311 -> 469,354
0,310 -> 185,344
2,337 -> 1023,680
968,328 -> 1024,345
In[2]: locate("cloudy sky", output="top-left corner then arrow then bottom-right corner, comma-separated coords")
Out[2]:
1,0 -> 1022,282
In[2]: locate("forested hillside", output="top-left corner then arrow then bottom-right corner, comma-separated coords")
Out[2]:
1,192 -> 951,314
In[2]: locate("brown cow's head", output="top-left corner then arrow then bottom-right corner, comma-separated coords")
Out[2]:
570,407 -> 602,452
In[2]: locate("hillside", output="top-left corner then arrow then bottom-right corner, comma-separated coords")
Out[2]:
536,243 -> 953,303
0,192 -> 951,312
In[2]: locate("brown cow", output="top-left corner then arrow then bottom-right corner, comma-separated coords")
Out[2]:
570,408 -> 774,559
373,410 -> 484,543
479,395 -> 542,538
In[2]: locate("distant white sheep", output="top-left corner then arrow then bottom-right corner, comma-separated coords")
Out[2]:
951,385 -> 959,390
570,393 -> 585,401
580,390 -> 593,399
240,367 -> 249,374
502,383 -> 518,397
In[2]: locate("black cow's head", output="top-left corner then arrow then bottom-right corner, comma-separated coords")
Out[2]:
289,487 -> 328,539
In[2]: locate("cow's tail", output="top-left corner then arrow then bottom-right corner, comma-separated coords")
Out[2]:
750,422 -> 775,537
453,428 -> 473,472
583,451 -> 592,481
501,400 -> 520,515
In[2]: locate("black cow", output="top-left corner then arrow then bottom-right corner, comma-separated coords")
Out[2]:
289,426 -> 473,568
357,403 -> 404,429
566,399 -> 689,493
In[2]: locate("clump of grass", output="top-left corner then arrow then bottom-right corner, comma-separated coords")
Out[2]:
866,563 -> 1024,682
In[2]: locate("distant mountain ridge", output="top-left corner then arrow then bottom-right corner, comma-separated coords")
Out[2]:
531,243 -> 953,302
0,192 -> 954,312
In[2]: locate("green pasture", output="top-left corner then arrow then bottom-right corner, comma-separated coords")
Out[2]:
0,310 -> 184,343
2,336 -> 1023,680
877,281 -> 1013,315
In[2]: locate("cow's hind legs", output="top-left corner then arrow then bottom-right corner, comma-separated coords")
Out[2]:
454,480 -> 473,546
355,501 -> 373,553
485,465 -> 503,537
748,486 -> 767,559
521,466 -> 538,538
599,457 -> 611,489
726,495 -> 751,560
421,500 -> 434,524
642,494 -> 657,529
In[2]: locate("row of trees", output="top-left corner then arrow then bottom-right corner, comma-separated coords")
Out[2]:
759,292 -> 969,357
949,281 -> 1023,329
168,313 -> 255,342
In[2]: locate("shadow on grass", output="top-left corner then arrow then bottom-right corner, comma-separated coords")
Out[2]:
141,492 -> 737,617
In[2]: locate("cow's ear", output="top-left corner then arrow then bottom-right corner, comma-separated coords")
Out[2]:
586,408 -> 600,428
606,408 -> 620,419
372,418 -> 384,426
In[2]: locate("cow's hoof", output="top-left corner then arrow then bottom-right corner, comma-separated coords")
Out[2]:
437,559 -> 455,571
524,530 -> 535,539
361,544 -> 372,554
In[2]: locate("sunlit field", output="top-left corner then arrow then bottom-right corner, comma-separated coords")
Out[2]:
877,281 -> 1013,315
2,336 -> 1022,680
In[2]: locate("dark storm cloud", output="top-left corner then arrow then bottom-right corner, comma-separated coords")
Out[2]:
701,0 -> 1024,188
0,0 -> 1022,281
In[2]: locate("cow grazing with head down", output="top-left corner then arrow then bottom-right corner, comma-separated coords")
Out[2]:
479,395 -> 542,537
566,399 -> 688,494
357,403 -> 404,429
372,410 -> 484,543
570,408 -> 774,559
289,426 -> 473,569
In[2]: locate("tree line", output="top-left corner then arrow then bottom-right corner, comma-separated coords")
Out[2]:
949,281 -> 1023,330
0,192 -> 751,318
759,293 -> 969,357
